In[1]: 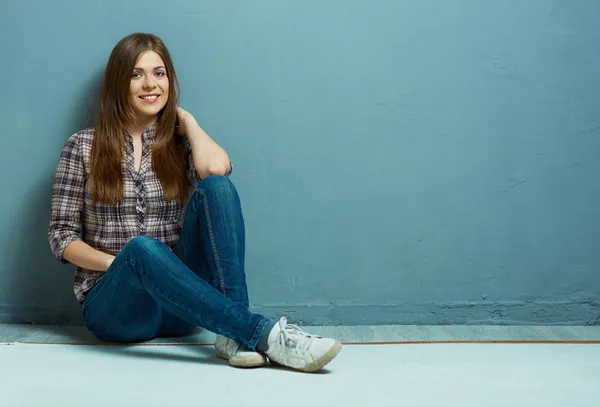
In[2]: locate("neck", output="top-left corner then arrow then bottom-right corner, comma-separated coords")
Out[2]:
126,116 -> 157,138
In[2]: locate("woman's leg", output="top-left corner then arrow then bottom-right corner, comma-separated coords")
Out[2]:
173,175 -> 250,308
155,176 -> 252,338
82,176 -> 343,371
82,235 -> 270,350
82,262 -> 162,343
166,175 -> 269,366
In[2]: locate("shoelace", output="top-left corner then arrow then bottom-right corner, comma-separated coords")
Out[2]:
221,336 -> 241,355
228,338 -> 241,354
277,317 -> 314,354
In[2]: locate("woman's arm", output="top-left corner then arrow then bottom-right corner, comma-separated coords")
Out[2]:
63,240 -> 115,271
49,132 -> 114,272
177,107 -> 231,179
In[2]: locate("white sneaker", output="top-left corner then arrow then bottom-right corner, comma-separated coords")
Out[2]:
265,317 -> 342,372
214,334 -> 267,368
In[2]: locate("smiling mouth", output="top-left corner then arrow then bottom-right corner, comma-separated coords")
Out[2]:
139,94 -> 160,101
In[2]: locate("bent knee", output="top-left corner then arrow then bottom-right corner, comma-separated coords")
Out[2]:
196,175 -> 236,197
199,174 -> 231,188
126,235 -> 164,253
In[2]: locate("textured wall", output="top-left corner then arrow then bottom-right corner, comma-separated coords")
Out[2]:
0,0 -> 599,325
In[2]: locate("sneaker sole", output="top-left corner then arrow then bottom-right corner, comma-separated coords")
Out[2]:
216,349 -> 267,368
301,340 -> 343,373
270,341 -> 343,373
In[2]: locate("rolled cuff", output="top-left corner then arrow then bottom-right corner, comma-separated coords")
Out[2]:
49,231 -> 81,264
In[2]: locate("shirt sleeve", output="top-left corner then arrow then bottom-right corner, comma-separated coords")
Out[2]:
183,135 -> 233,186
48,133 -> 86,263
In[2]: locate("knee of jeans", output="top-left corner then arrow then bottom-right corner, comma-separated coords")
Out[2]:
195,175 -> 237,200
198,174 -> 231,191
127,235 -> 161,253
124,236 -> 166,267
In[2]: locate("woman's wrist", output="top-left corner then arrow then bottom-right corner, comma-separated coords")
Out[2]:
105,256 -> 116,271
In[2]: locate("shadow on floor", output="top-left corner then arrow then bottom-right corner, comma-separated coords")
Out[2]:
4,324 -> 229,366
83,344 -> 228,367
0,323 -> 213,345
1,324 -> 334,373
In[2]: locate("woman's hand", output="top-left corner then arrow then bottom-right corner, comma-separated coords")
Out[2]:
176,107 -> 197,136
175,107 -> 231,178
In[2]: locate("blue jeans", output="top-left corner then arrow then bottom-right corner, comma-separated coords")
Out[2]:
82,176 -> 271,351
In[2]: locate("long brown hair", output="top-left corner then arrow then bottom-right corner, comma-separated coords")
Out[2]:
89,33 -> 189,204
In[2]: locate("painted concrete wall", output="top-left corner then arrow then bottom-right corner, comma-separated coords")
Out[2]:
0,1 -> 599,325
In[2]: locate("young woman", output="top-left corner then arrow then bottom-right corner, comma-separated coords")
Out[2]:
48,33 -> 342,372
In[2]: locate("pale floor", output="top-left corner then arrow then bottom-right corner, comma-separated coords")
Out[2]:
1,325 -> 599,407
1,342 -> 599,407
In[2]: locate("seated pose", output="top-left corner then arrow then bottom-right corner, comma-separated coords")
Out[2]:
48,32 -> 342,373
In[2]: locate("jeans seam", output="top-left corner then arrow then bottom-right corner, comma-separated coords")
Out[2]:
250,317 -> 269,349
200,188 -> 227,296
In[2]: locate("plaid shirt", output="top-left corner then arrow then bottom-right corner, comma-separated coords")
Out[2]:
48,125 -> 218,304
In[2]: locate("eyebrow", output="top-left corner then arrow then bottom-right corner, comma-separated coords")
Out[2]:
133,66 -> 166,71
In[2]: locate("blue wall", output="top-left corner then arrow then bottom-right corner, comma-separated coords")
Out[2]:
1,1 -> 599,325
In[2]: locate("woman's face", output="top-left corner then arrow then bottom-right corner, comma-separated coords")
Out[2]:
129,50 -> 169,123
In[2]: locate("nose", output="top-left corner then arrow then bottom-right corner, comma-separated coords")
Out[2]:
143,75 -> 156,89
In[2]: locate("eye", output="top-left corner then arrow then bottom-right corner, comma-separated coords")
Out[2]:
132,72 -> 142,79
155,71 -> 166,77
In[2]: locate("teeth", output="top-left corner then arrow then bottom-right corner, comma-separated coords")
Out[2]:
141,95 -> 158,100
